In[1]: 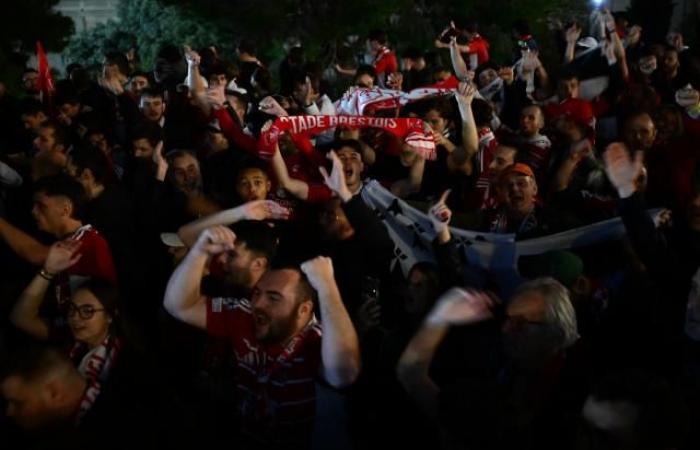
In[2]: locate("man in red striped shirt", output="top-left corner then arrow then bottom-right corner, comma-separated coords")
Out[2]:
164,226 -> 360,449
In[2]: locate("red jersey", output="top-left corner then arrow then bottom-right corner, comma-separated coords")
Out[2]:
373,47 -> 398,77
206,297 -> 322,448
48,224 -> 118,339
464,34 -> 490,69
284,152 -> 333,203
545,98 -> 595,129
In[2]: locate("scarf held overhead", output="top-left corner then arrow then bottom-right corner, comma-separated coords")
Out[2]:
259,115 -> 437,160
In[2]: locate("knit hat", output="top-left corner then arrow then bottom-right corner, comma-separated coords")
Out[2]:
519,250 -> 584,288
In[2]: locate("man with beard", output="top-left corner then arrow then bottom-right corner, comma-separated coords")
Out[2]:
163,226 -> 360,449
397,279 -> 579,449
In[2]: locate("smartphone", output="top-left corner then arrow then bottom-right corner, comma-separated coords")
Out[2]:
361,276 -> 380,304
438,27 -> 461,44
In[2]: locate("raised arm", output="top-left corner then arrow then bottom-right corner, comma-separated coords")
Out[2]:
334,63 -> 357,77
449,37 -> 472,82
391,154 -> 425,198
184,46 -> 211,116
564,24 -> 582,64
451,82 -> 479,166
602,143 -> 667,269
0,218 -> 49,266
397,288 -> 494,418
164,226 -> 235,329
270,143 -> 311,200
177,200 -> 289,247
551,139 -> 593,194
10,240 -> 82,339
301,256 -> 360,388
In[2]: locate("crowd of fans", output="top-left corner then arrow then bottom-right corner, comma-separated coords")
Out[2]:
0,5 -> 699,450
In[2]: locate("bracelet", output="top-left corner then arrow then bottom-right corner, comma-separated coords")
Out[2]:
38,268 -> 56,281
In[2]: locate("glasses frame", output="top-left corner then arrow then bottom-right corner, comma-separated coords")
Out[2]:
66,303 -> 106,320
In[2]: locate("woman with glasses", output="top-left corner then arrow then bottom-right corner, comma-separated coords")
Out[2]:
10,239 -> 124,384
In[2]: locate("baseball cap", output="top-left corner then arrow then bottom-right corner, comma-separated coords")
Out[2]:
503,163 -> 535,179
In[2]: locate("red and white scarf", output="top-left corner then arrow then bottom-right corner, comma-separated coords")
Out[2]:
259,115 -> 437,160
72,334 -> 123,425
335,86 -> 454,116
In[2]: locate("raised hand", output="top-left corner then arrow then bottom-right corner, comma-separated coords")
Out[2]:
602,39 -> 617,64
183,45 -> 201,66
569,138 -> 593,163
603,142 -> 644,198
602,8 -> 616,33
387,72 -> 403,91
565,24 -> 582,44
454,81 -> 476,107
521,51 -> 541,73
319,150 -> 352,202
193,226 -> 236,257
240,200 -> 290,221
44,240 -> 82,274
153,140 -> 166,167
654,209 -> 673,229
426,287 -> 495,326
498,66 -> 514,85
259,96 -> 289,117
206,84 -> 226,109
429,189 -> 452,237
625,25 -> 642,47
300,256 -> 335,291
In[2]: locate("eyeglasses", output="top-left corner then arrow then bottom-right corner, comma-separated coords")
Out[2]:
66,304 -> 105,320
503,315 -> 547,331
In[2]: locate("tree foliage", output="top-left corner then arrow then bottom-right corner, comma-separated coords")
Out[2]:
65,0 -> 591,74
66,0 -> 234,71
0,0 -> 73,87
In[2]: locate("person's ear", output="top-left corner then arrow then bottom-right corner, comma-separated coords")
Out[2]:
43,378 -> 63,403
60,198 -> 73,218
265,179 -> 272,192
298,299 -> 313,317
251,256 -> 268,272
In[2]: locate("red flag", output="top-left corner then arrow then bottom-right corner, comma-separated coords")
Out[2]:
36,41 -> 55,103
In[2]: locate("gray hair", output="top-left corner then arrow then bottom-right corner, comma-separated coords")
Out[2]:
514,277 -> 579,350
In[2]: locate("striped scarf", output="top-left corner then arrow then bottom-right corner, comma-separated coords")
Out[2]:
72,334 -> 123,425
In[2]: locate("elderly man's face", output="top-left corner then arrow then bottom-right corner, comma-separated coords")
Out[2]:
504,174 -> 537,217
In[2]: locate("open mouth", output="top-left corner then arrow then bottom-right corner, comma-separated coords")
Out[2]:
254,312 -> 269,327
